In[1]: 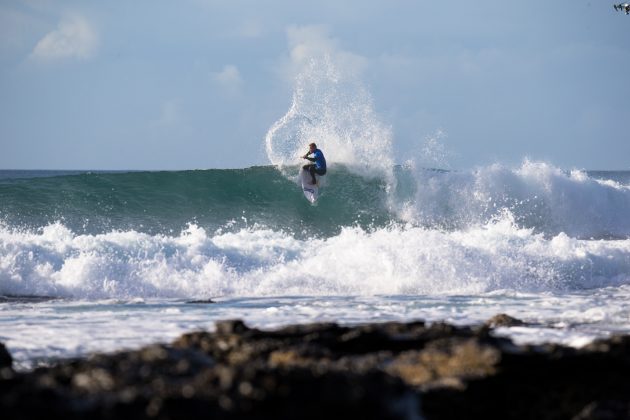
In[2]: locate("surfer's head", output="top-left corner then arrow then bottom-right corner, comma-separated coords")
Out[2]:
309,143 -> 317,151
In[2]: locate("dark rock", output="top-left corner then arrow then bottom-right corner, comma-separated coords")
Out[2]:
215,319 -> 251,335
485,313 -> 526,328
582,335 -> 630,356
386,337 -> 501,390
2,319 -> 630,420
0,295 -> 58,303
185,299 -> 215,304
0,342 -> 12,370
572,400 -> 630,420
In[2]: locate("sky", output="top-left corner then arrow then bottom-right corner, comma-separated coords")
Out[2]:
1,0 -> 629,170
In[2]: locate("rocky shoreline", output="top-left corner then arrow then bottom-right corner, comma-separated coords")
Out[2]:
1,315 -> 630,419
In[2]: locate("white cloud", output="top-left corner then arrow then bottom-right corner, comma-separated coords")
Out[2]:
281,25 -> 367,81
287,25 -> 337,63
211,65 -> 243,95
31,14 -> 98,61
213,65 -> 242,85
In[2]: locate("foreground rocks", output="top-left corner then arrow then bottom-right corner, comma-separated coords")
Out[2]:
2,315 -> 630,419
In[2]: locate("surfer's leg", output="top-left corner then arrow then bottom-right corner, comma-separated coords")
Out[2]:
313,168 -> 325,184
308,165 -> 317,184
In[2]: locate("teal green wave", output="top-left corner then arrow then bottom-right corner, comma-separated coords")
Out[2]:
0,166 -> 397,237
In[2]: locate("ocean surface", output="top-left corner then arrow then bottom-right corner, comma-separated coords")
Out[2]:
1,165 -> 630,370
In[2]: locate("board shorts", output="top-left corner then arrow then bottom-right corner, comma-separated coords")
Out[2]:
303,164 -> 326,177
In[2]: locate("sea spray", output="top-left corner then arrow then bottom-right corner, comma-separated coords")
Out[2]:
395,160 -> 630,238
264,56 -> 395,180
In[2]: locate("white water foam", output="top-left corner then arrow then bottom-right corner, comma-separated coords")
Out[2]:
2,216 -> 630,300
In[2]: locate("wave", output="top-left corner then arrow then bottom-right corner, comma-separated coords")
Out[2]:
396,160 -> 630,239
0,166 -> 393,237
2,162 -> 630,240
1,218 -> 629,300
2,162 -> 630,300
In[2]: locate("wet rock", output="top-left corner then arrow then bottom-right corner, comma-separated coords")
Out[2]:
485,313 -> 526,328
0,295 -> 58,303
0,342 -> 13,383
185,299 -> 215,304
572,400 -> 630,420
216,319 -> 251,335
1,320 -> 630,420
582,335 -> 630,356
386,337 -> 501,390
0,342 -> 12,370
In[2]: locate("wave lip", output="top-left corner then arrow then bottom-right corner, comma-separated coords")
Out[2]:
398,161 -> 630,240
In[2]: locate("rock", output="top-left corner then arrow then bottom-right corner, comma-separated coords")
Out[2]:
485,313 -> 526,328
0,343 -> 12,370
583,335 -> 630,356
2,319 -> 630,420
387,337 -> 501,390
0,295 -> 57,303
185,299 -> 215,304
572,400 -> 630,420
215,319 -> 251,335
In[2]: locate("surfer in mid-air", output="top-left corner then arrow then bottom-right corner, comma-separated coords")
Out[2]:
614,3 -> 630,14
302,143 -> 327,185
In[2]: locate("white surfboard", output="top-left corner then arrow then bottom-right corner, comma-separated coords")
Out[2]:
300,168 -> 319,203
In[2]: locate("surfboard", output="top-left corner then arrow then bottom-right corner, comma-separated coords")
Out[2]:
300,168 -> 319,203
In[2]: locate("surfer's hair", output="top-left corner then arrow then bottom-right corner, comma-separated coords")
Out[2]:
309,143 -> 317,148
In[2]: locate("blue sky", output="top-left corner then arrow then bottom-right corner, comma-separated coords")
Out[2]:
1,1 -> 629,170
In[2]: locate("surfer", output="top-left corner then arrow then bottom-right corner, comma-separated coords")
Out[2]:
302,143 -> 327,185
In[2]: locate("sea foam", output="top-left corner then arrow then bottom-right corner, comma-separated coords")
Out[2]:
2,216 -> 630,300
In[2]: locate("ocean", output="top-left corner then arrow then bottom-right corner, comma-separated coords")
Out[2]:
1,164 -> 630,370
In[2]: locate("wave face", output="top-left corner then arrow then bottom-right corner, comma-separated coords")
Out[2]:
4,164 -> 629,240
0,167 -> 393,238
1,165 -> 630,300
